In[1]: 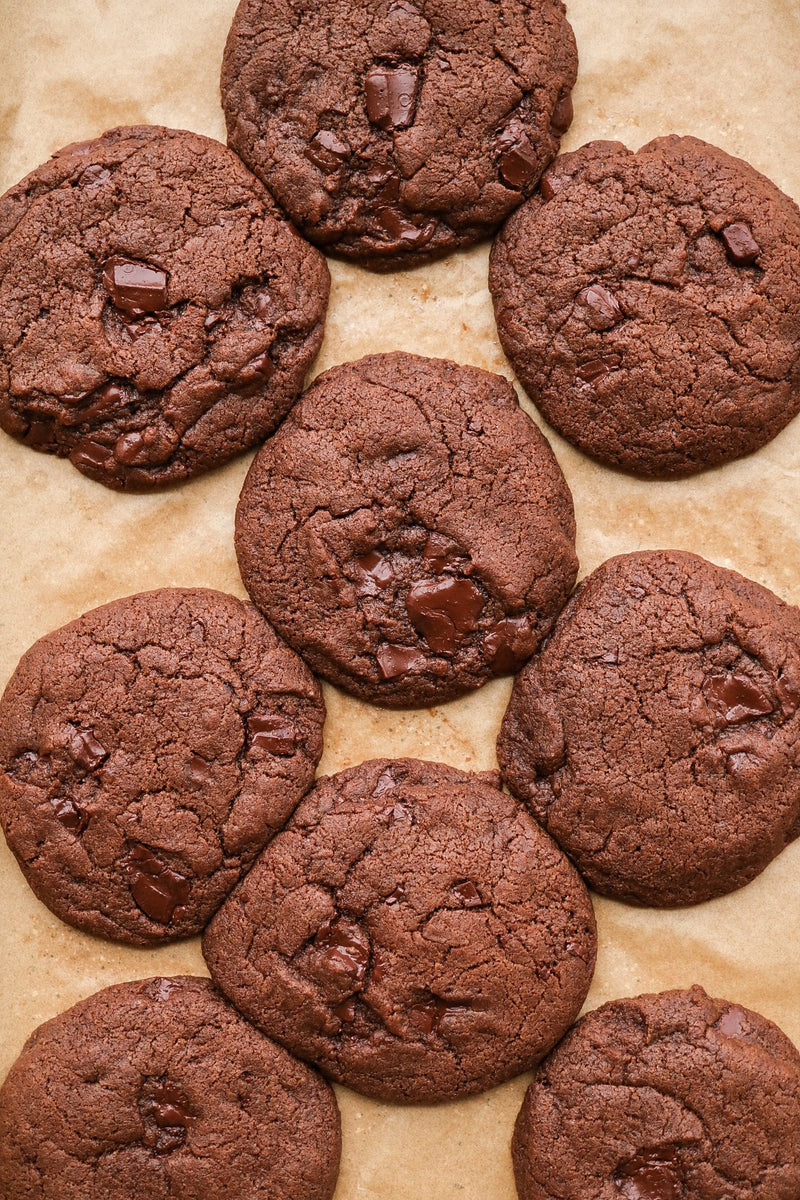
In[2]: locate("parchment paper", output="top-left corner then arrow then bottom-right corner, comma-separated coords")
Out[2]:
1,2 -> 799,1196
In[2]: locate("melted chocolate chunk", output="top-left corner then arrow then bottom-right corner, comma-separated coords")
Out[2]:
68,727 -> 108,771
364,64 -> 419,131
51,796 -> 87,834
374,206 -> 436,246
69,439 -> 113,471
703,672 -> 773,726
720,222 -> 760,266
102,256 -> 169,316
315,918 -> 370,982
715,1004 -> 749,1038
236,351 -> 275,388
306,130 -> 351,172
497,121 -> 539,190
576,354 -> 623,383
126,845 -> 191,925
550,91 -> 574,133
248,713 -> 297,756
615,1147 -> 684,1200
577,283 -> 624,330
334,997 -> 358,1022
451,880 -> 481,907
408,996 -> 469,1035
483,616 -> 536,674
140,1080 -> 196,1155
422,533 -> 463,570
406,577 -> 485,655
376,643 -> 427,679
185,754 -> 213,786
113,431 -> 146,464
355,550 -> 394,594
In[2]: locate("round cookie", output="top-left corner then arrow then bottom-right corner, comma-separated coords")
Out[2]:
0,125 -> 330,489
221,0 -> 577,270
0,976 -> 341,1200
489,135 -> 800,476
235,351 -> 578,707
0,588 -> 325,944
498,549 -> 800,906
202,757 -> 597,1103
512,986 -> 800,1200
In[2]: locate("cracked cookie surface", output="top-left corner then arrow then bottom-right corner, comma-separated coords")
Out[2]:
498,550 -> 800,906
0,588 -> 325,944
202,757 -> 597,1103
0,976 -> 341,1200
489,135 -> 800,476
234,351 -> 578,707
0,125 -> 329,489
512,986 -> 800,1200
221,0 -> 577,269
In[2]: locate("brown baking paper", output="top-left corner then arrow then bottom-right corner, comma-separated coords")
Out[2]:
1,1 -> 799,1196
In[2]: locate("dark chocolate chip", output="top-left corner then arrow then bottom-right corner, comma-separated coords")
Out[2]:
126,845 -> 191,925
102,256 -> 169,315
306,130 -> 352,172
315,918 -> 370,982
577,284 -> 624,330
451,880 -> 481,907
69,439 -> 113,471
185,754 -> 213,787
615,1147 -> 683,1200
364,64 -> 419,131
720,222 -> 760,266
715,1004 -> 749,1038
408,996 -> 468,1035
68,727 -> 108,771
406,577 -> 485,655
576,354 -> 622,383
237,351 -> 275,385
248,714 -> 297,756
374,206 -> 436,246
483,616 -> 536,674
550,91 -> 574,133
703,672 -> 773,726
376,643 -> 427,679
355,550 -> 394,594
422,533 -> 463,571
140,1080 -> 195,1155
113,431 -> 146,464
334,997 -> 358,1022
51,796 -> 87,834
497,122 -> 539,189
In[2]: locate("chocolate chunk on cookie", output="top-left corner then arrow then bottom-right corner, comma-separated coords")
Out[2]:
203,758 -> 597,1103
221,0 -> 577,269
0,125 -> 329,489
235,351 -> 577,707
0,588 -> 325,944
489,135 -> 800,476
0,976 -> 341,1200
498,550 -> 800,906
512,986 -> 800,1200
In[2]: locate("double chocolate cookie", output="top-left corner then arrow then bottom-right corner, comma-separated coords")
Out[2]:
0,125 -> 329,489
498,550 -> 800,906
0,976 -> 341,1200
221,0 -> 577,269
203,758 -> 597,1103
489,135 -> 800,476
0,588 -> 325,944
235,352 -> 578,707
512,986 -> 800,1200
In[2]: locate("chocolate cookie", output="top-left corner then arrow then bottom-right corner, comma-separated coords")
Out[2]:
203,757 -> 597,1103
235,351 -> 578,707
498,550 -> 800,906
0,125 -> 329,489
0,976 -> 341,1200
221,0 -> 577,269
489,135 -> 800,476
0,588 -> 325,944
512,986 -> 800,1200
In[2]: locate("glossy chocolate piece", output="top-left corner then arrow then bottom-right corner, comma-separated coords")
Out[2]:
703,672 -> 773,725
497,121 -> 539,190
102,256 -> 169,315
51,796 -> 87,834
451,880 -> 481,907
315,918 -> 370,982
69,439 -> 113,471
483,616 -> 536,674
248,713 -> 298,756
306,130 -> 351,172
406,576 -> 485,654
140,1080 -> 196,1155
576,354 -> 623,383
721,221 -> 760,266
126,844 -> 191,925
614,1147 -> 683,1200
355,550 -> 394,593
550,91 -> 574,133
408,996 -> 469,1035
577,283 -> 624,330
68,727 -> 108,771
364,64 -> 419,131
374,206 -> 436,246
376,643 -> 427,679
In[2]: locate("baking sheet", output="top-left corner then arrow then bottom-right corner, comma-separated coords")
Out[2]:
1,1 -> 799,1196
